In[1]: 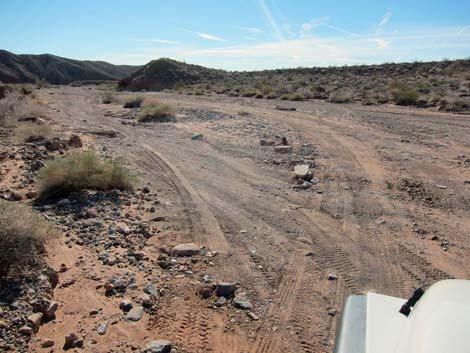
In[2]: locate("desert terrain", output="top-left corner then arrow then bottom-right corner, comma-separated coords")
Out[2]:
1,84 -> 470,352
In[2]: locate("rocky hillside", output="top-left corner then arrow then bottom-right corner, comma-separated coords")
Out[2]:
0,50 -> 139,84
120,57 -> 470,112
118,58 -> 225,91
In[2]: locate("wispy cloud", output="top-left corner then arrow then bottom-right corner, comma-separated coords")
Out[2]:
131,38 -> 179,45
238,26 -> 263,35
259,0 -> 284,41
457,25 -> 470,35
377,10 -> 392,33
179,28 -> 227,42
104,26 -> 470,70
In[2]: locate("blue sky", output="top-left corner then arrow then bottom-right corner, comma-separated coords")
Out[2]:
1,0 -> 469,70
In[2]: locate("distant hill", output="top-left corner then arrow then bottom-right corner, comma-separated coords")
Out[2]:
119,57 -> 470,111
0,50 -> 140,84
118,58 -> 225,91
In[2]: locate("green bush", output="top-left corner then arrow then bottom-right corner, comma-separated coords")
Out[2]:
0,200 -> 54,277
37,150 -> 136,199
123,96 -> 143,108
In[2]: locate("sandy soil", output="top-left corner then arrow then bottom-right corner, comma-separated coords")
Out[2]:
28,86 -> 470,353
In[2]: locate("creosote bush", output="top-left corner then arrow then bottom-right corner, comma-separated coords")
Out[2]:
136,103 -> 176,123
14,122 -> 53,143
37,150 -> 136,199
123,96 -> 143,108
390,81 -> 419,106
0,200 -> 54,278
101,91 -> 115,104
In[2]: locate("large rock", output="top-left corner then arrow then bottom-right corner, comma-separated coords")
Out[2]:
215,282 -> 237,298
171,243 -> 200,257
142,339 -> 172,353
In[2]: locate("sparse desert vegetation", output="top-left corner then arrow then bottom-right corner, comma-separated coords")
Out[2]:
123,96 -> 143,108
14,122 -> 53,143
37,150 -> 136,199
0,200 -> 54,278
136,103 -> 176,122
117,58 -> 470,112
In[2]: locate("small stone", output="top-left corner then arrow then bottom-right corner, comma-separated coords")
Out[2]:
247,312 -> 259,321
97,321 -> 108,335
198,285 -> 213,299
42,339 -> 55,348
124,306 -> 144,321
19,325 -> 33,336
0,320 -> 7,329
144,283 -> 158,296
142,186 -> 151,194
233,294 -> 252,310
294,164 -> 310,179
120,299 -> 133,312
328,309 -> 337,316
68,134 -> 83,148
27,312 -> 43,331
171,243 -> 201,257
274,145 -> 292,153
260,139 -> 275,146
327,274 -> 338,281
141,339 -> 172,353
191,133 -> 203,140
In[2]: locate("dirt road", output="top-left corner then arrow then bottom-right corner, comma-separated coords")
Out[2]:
32,87 -> 470,352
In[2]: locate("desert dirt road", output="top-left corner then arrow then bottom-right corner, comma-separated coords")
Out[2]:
33,86 -> 470,353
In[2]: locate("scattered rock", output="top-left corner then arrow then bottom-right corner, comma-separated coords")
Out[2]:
233,294 -> 252,310
41,339 -> 55,348
247,312 -> 259,321
260,139 -> 275,146
63,333 -> 81,350
68,134 -> 83,148
144,283 -> 159,296
19,325 -> 33,336
274,146 -> 292,153
191,133 -> 203,140
171,243 -> 201,257
97,321 -> 109,335
294,164 -> 311,179
119,299 -> 133,312
141,339 -> 172,353
124,306 -> 144,321
27,313 -> 43,331
327,274 -> 338,281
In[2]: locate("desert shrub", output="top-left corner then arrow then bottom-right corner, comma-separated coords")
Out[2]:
123,96 -> 143,108
280,93 -> 305,101
0,200 -> 54,277
391,88 -> 419,106
37,150 -> 136,199
101,91 -> 115,104
136,103 -> 176,123
14,122 -> 53,143
241,90 -> 257,98
328,90 -> 352,103
390,81 -> 419,106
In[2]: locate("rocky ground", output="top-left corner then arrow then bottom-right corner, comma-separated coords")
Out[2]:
1,86 -> 470,352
